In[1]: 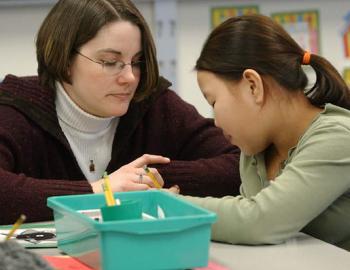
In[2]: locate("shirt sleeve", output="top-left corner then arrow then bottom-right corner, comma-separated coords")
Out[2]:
0,106 -> 93,224
181,122 -> 350,245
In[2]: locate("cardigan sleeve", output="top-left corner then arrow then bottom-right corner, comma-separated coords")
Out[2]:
181,121 -> 350,245
0,106 -> 93,225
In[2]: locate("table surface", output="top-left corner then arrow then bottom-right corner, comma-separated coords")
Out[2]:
31,232 -> 350,270
209,233 -> 350,270
3,222 -> 348,269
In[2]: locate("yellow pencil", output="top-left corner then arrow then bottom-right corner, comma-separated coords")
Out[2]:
102,183 -> 112,206
5,214 -> 26,241
143,165 -> 161,189
103,173 -> 115,206
103,172 -> 116,206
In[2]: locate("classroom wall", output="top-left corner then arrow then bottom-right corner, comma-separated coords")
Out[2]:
0,2 -> 153,79
1,0 -> 350,117
177,0 -> 350,117
0,6 -> 47,80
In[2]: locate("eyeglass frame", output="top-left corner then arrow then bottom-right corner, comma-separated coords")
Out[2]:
74,50 -> 143,76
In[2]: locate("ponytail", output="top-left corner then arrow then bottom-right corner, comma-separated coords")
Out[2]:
306,54 -> 350,109
196,14 -> 350,110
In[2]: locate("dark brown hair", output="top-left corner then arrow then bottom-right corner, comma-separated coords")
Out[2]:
196,14 -> 350,109
36,0 -> 158,102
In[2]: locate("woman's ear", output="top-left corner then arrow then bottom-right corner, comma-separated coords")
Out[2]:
242,69 -> 264,105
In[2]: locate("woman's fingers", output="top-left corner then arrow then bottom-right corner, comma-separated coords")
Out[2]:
129,154 -> 170,168
91,179 -> 104,193
103,154 -> 170,193
126,182 -> 150,191
109,174 -> 150,191
145,167 -> 164,187
133,171 -> 163,188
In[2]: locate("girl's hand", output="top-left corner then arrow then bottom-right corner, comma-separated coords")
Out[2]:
91,154 -> 170,193
163,185 -> 180,195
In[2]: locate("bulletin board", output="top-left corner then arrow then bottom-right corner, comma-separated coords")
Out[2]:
342,12 -> 350,58
271,10 -> 320,54
211,5 -> 259,29
343,67 -> 350,86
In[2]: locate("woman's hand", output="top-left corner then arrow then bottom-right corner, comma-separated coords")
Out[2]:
91,154 -> 170,193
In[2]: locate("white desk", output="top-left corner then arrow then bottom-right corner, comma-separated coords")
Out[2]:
33,233 -> 350,270
209,233 -> 350,270
4,218 -> 349,270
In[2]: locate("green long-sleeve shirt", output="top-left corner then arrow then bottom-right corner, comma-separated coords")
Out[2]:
183,104 -> 350,250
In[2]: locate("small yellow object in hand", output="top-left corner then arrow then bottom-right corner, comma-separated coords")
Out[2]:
143,165 -> 161,189
103,172 -> 116,206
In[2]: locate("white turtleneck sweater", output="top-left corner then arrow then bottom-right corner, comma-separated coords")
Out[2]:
55,82 -> 119,182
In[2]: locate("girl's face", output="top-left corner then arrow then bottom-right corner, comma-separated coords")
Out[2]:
197,70 -> 268,155
63,20 -> 142,118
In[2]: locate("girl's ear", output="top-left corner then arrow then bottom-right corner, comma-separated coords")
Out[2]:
242,69 -> 264,105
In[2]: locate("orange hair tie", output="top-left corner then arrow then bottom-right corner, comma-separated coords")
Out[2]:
302,51 -> 311,65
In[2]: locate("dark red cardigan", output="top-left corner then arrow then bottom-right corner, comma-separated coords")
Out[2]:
0,75 -> 241,224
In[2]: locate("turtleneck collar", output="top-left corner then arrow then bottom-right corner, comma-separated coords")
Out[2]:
55,82 -> 117,133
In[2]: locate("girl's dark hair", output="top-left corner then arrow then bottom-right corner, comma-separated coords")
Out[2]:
36,0 -> 158,102
196,14 -> 350,109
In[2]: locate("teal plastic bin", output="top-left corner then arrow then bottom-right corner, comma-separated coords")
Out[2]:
47,190 -> 216,270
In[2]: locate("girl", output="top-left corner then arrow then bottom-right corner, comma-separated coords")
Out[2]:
182,14 -> 350,251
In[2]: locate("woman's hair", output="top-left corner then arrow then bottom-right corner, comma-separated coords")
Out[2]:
196,14 -> 350,109
36,0 -> 158,102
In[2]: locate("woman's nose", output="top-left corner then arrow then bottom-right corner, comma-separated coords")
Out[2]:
117,65 -> 137,83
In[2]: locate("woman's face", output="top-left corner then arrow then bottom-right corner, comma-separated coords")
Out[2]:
63,20 -> 142,118
197,70 -> 267,155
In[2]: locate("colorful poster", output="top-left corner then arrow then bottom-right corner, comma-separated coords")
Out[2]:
272,10 -> 320,54
342,12 -> 350,58
343,68 -> 350,86
211,5 -> 259,29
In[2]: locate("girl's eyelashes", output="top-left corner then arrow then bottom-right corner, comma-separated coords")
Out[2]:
207,99 -> 215,107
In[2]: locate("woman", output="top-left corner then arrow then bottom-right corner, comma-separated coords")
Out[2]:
0,0 -> 240,224
182,14 -> 350,250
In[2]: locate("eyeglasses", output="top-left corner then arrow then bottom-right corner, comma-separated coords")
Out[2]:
75,51 -> 142,76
